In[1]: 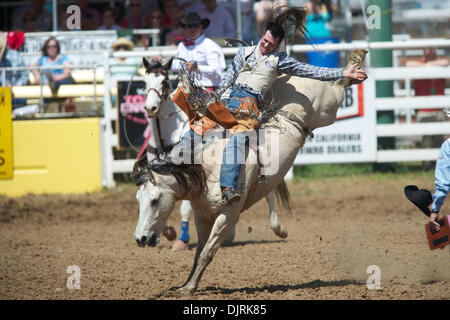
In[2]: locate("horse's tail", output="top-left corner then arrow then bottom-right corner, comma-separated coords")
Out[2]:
275,180 -> 291,212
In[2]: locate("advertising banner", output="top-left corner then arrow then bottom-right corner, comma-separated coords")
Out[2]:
116,81 -> 149,149
294,82 -> 377,164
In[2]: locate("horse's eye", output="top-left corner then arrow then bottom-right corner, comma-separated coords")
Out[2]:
151,198 -> 159,206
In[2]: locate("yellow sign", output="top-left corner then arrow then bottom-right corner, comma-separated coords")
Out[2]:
0,87 -> 13,179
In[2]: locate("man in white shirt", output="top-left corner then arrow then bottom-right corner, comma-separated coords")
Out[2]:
171,12 -> 226,91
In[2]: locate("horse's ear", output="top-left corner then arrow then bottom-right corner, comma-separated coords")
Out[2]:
143,57 -> 151,73
164,57 -> 173,71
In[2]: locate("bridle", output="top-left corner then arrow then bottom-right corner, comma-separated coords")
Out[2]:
145,69 -> 170,104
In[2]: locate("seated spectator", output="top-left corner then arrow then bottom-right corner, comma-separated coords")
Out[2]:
12,0 -> 52,32
21,11 -> 39,33
109,38 -> 141,105
146,8 -> 170,46
0,32 -> 29,108
75,0 -> 102,30
196,0 -> 236,40
121,0 -> 147,29
98,7 -> 121,30
31,37 -> 73,96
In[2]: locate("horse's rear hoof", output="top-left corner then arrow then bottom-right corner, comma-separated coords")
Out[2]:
177,285 -> 195,296
172,239 -> 188,251
273,225 -> 288,239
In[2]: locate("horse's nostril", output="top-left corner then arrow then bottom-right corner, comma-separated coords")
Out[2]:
151,107 -> 158,113
138,236 -> 147,244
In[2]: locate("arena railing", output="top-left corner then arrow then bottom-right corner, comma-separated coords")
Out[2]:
1,63 -> 104,117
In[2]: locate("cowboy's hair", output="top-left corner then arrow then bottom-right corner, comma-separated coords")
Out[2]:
265,22 -> 285,44
258,4 -> 308,44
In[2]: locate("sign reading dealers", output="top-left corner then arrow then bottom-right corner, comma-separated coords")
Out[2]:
295,81 -> 377,165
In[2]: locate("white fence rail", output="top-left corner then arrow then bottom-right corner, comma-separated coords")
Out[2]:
7,39 -> 446,187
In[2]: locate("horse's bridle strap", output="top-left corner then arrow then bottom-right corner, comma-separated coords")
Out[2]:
147,87 -> 166,101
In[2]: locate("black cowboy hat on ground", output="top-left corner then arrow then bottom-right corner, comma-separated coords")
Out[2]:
404,185 -> 433,217
178,12 -> 210,29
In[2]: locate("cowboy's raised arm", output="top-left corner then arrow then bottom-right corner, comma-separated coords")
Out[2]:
277,53 -> 344,81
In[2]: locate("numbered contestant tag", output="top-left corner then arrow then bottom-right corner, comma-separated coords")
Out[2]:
0,87 -> 13,179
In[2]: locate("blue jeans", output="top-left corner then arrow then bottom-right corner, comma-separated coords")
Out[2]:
219,87 -> 257,190
220,132 -> 249,190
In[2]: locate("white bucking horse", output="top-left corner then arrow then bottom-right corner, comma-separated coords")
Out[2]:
141,58 -> 289,250
133,49 -> 368,295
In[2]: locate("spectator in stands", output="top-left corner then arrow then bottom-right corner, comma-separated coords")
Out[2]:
305,0 -> 339,38
21,11 -> 38,33
406,48 -> 449,169
75,0 -> 102,30
0,32 -> 29,108
12,0 -> 52,32
255,0 -> 287,25
171,12 -> 225,91
109,38 -> 141,105
178,0 -> 197,12
31,37 -> 73,96
146,8 -> 170,46
98,7 -> 121,30
121,0 -> 147,29
196,0 -> 236,40
162,0 -> 184,31
161,0 -> 187,46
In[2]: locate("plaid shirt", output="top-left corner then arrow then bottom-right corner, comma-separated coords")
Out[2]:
218,46 -> 344,101
0,48 -> 28,87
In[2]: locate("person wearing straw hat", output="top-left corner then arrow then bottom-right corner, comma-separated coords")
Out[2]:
171,12 -> 225,91
109,37 -> 141,106
0,31 -> 28,108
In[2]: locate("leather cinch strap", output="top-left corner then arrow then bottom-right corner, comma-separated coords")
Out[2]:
278,110 -> 314,138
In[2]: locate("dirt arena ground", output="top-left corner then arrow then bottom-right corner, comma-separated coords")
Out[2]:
1,172 -> 449,300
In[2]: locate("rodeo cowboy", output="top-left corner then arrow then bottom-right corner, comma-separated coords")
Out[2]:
164,6 -> 367,204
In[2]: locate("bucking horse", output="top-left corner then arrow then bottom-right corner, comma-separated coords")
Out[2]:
132,46 -> 368,295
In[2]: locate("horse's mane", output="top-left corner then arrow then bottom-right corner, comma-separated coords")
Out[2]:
132,154 -> 208,197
